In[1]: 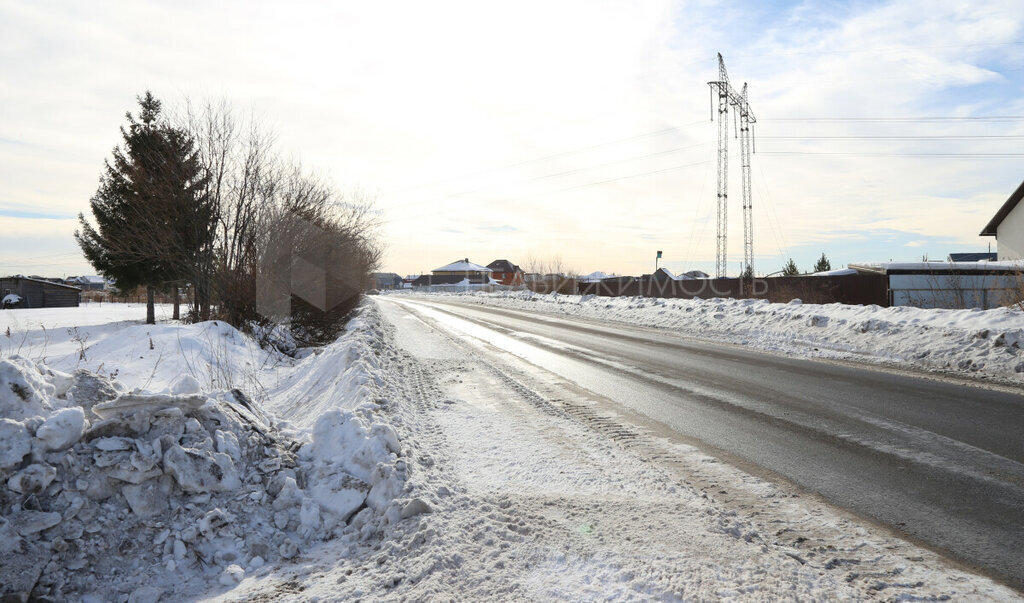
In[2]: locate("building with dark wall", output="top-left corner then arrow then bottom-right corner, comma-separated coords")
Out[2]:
1,276 -> 81,308
370,272 -> 403,290
486,259 -> 524,286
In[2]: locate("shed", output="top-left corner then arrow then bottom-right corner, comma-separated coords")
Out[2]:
0,276 -> 81,308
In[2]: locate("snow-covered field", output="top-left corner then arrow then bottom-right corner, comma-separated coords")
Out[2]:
1,300 -> 1021,600
408,289 -> 1024,383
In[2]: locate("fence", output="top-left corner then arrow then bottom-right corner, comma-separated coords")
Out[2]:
578,274 -> 890,306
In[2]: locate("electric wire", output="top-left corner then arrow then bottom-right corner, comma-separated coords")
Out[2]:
381,118 -> 711,200
383,158 -> 715,225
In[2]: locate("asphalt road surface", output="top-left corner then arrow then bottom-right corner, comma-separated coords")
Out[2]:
381,295 -> 1024,590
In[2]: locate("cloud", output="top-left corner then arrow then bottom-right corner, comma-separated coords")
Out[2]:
1,0 -> 1022,277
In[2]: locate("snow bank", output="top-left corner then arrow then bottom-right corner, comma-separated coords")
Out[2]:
430,290 -> 1024,382
0,306 -> 408,601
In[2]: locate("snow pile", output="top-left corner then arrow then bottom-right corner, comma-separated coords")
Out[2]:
0,309 -> 407,601
429,290 -> 1024,382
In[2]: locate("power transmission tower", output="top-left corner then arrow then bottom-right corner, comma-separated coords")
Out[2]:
707,53 -> 756,280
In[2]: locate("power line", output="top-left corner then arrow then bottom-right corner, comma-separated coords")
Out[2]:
382,140 -> 714,215
382,158 -> 714,225
761,116 -> 1024,122
729,40 -> 1024,59
759,135 -> 1024,140
381,119 -> 711,200
759,151 -> 1024,156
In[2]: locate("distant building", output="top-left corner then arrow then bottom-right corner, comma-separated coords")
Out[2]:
370,272 -> 403,290
980,179 -> 1024,259
412,259 -> 493,287
1,276 -> 81,308
644,268 -> 710,281
66,275 -> 107,291
486,259 -> 524,286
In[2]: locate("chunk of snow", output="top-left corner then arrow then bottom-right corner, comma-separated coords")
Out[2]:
0,418 -> 31,470
219,564 -> 245,586
169,374 -> 202,395
7,463 -> 56,494
92,392 -> 206,419
35,406 -> 85,450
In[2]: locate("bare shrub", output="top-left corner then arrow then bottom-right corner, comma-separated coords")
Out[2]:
522,255 -> 579,295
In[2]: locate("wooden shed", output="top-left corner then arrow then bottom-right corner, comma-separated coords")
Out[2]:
1,276 -> 81,308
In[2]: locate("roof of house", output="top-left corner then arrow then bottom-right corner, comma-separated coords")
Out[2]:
980,179 -> 1024,236
645,267 -> 710,281
2,275 -> 82,291
948,252 -> 998,262
78,275 -> 106,284
849,260 -> 1024,274
581,271 -> 611,282
486,259 -> 521,273
432,259 -> 492,273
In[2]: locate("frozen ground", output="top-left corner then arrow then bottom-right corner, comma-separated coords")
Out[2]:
405,289 -> 1024,384
1,300 -> 1021,600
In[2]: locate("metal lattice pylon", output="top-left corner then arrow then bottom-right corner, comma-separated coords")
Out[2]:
707,54 -> 756,280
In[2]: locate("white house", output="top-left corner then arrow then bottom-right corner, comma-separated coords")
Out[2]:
980,179 -> 1024,259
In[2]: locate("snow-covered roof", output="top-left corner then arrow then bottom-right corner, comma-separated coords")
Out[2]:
581,271 -> 611,282
850,260 -> 1024,273
809,268 -> 858,276
2,275 -> 81,290
487,259 -> 521,273
79,275 -> 106,284
432,259 -> 492,273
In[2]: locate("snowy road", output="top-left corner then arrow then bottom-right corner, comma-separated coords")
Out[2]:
379,295 -> 1024,591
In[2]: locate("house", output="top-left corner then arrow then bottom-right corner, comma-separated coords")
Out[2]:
1,276 -> 81,308
370,272 -> 403,291
411,259 -> 493,287
980,179 -> 1024,259
643,267 -> 711,281
66,275 -> 107,291
486,259 -> 524,286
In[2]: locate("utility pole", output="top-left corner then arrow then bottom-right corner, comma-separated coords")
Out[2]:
708,53 -> 756,282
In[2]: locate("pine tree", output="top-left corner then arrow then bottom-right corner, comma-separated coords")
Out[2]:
782,258 -> 800,276
813,253 -> 831,273
76,91 -> 212,324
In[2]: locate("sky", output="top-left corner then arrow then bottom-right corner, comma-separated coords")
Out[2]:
1,0 -> 1023,279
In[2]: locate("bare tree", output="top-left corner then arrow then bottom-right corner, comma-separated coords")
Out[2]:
182,100 -> 381,336
522,254 -> 579,295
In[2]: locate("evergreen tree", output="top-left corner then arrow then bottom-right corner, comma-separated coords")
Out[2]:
76,91 -> 212,324
782,258 -> 800,276
814,252 -> 831,273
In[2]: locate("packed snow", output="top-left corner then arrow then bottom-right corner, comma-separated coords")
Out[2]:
0,304 -> 409,601
407,289 -> 1024,383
